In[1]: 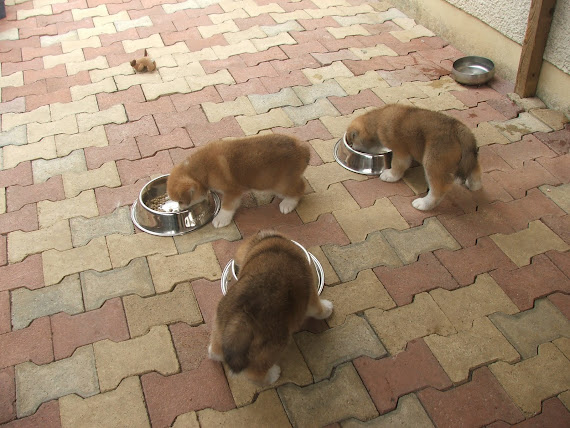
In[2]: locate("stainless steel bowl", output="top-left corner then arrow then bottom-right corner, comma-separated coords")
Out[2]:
220,240 -> 324,295
334,133 -> 392,175
131,174 -> 220,236
452,56 -> 495,85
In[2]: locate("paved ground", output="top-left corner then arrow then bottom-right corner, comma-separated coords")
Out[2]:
1,0 -> 570,426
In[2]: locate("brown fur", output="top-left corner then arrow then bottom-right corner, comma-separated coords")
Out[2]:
167,134 -> 311,228
130,49 -> 156,72
208,231 -> 333,385
346,104 -> 482,210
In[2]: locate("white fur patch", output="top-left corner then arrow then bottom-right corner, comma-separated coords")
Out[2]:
279,197 -> 299,214
265,364 -> 281,384
212,208 -> 235,228
412,193 -> 438,211
380,169 -> 401,182
208,344 -> 223,361
320,299 -> 333,319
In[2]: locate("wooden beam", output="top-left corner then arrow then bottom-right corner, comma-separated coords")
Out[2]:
515,0 -> 557,98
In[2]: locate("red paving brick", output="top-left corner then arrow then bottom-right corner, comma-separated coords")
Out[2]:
0,317 -> 53,369
0,366 -> 15,424
84,137 -> 142,170
6,176 -> 65,212
487,397 -> 570,428
0,292 -> 10,334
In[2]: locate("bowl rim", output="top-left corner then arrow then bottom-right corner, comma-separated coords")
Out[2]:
334,138 -> 391,176
452,55 -> 495,74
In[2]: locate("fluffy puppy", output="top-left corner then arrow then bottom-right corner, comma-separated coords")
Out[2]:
208,231 -> 333,385
167,134 -> 310,228
346,104 -> 482,210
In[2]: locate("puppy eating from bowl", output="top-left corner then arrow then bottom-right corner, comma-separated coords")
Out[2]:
346,104 -> 482,210
208,231 -> 333,385
167,134 -> 310,228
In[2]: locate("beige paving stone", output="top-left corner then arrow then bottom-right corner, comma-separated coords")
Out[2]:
122,33 -> 164,54
225,26 -> 267,44
3,137 -> 57,169
307,4 -> 375,19
37,190 -> 98,228
225,340 -> 313,407
147,243 -> 222,293
106,232 -> 177,268
62,161 -> 121,198
402,166 -> 428,194
77,104 -> 126,132
92,10 -> 129,26
159,62 -> 205,82
371,82 -> 428,104
308,245 -> 340,285
540,183 -> 570,213
333,198 -> 409,243
473,121 -> 511,146
490,342 -> 570,416
383,217 -> 460,265
489,298 -> 570,359
51,95 -> 98,121
115,72 -> 161,91
81,257 -> 155,310
284,98 -> 341,126
11,274 -> 83,330
327,24 -> 370,39
202,96 -> 256,123
490,220 -> 569,267
146,42 -> 190,60
415,76 -> 467,97
425,317 -> 520,384
554,337 -> 570,359
66,55 -> 107,75
293,80 -> 346,105
321,269 -> 396,328
71,4 -> 107,20
269,9 -> 311,23
60,376 -> 150,428
0,125 -> 26,147
77,23 -> 116,40
70,77 -> 116,102
162,0 -> 199,14
115,15 -> 153,31
279,363 -> 378,427
322,230 -> 402,283
320,108 -> 373,137
240,1 -> 284,16
212,40 -> 257,60
392,17 -> 417,30
0,27 -> 19,41
43,236 -> 111,286
249,88 -> 303,114
124,282 -> 202,337
507,93 -> 546,111
27,115 -> 78,144
55,125 -> 108,157
174,222 -> 241,253
33,149 -> 87,183
70,206 -> 133,247
342,393 -> 435,428
172,412 -> 199,428
40,30 -> 78,48
335,70 -> 390,95
0,188 -> 5,215
304,162 -> 367,193
530,108 -> 568,130
8,219 -> 71,264
296,315 -> 387,381
310,138 -> 338,163
236,108 -> 293,135
430,273 -> 519,331
94,325 -> 179,392
491,112 -> 552,142
209,9 -> 249,25
296,182 -> 359,223
142,77 -> 191,101
187,69 -> 235,91
197,389 -> 289,427
411,92 -> 466,112
303,61 -> 354,85
173,47 -> 217,66
91,63 -> 134,83
2,105 -> 50,132
251,32 -> 295,51
17,5 -> 52,20
390,25 -> 434,43
16,345 -> 99,417
198,20 -> 239,39
43,49 -> 85,69
333,12 -> 386,26
559,390 -> 570,411
61,37 -> 101,55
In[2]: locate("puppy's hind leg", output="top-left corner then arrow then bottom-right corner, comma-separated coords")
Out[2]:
277,177 -> 305,214
208,322 -> 223,362
213,192 -> 242,228
306,291 -> 333,320
412,168 -> 453,211
380,153 -> 412,183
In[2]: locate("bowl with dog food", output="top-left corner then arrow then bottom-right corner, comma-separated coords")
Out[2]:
220,240 -> 324,295
131,174 -> 221,236
452,56 -> 495,85
334,132 -> 392,175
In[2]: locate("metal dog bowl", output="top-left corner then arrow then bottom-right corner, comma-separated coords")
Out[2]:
452,56 -> 495,85
131,174 -> 220,236
334,133 -> 392,175
221,240 -> 324,295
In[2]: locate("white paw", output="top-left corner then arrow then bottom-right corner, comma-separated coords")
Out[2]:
265,364 -> 281,384
279,197 -> 298,214
412,196 -> 435,211
319,299 -> 333,319
465,177 -> 482,191
208,344 -> 223,361
212,209 -> 234,228
380,169 -> 400,182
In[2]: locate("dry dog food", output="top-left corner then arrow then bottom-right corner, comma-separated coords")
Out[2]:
147,194 -> 171,212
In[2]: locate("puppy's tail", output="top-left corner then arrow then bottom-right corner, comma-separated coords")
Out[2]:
222,314 -> 253,374
456,126 -> 482,191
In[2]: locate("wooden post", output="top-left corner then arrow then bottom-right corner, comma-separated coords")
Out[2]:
515,0 -> 557,98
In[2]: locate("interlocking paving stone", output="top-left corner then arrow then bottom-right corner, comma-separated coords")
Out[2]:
278,363 -> 378,427
37,190 -> 98,228
489,298 -> 570,359
293,80 -> 347,104
490,342 -> 570,416
429,273 -> 519,331
106,232 -> 177,268
59,376 -> 150,428
541,183 -> 570,213
51,298 -> 129,360
284,98 -> 341,126
490,220 -> 569,267
0,254 -> 44,293
0,366 -> 15,424
94,325 -> 179,392
0,317 -> 53,370
123,282 -> 202,337
8,219 -> 71,264
320,269 -> 395,327
70,206 -> 133,247
424,317 -> 520,384
296,315 -> 386,382
235,108 -> 294,135
248,87 -> 303,114
366,292 -> 455,354
173,222 -> 241,254
16,345 -> 99,417
3,137 -> 57,170
304,161 -> 367,193
202,96 -> 256,122
62,161 -> 121,198
32,149 -> 87,184
11,274 -> 83,330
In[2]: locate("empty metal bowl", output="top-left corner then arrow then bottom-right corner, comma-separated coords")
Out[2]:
452,56 -> 495,85
334,133 -> 392,175
221,240 -> 324,295
131,174 -> 220,236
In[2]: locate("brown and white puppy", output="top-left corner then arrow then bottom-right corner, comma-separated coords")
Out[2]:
208,231 -> 333,385
167,134 -> 310,228
346,104 -> 482,210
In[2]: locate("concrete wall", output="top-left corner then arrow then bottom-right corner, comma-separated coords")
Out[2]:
389,0 -> 570,114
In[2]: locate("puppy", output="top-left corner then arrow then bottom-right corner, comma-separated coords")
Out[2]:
208,231 -> 333,385
346,104 -> 482,210
130,49 -> 156,72
167,134 -> 310,228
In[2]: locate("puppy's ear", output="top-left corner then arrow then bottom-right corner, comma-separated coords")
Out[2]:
347,129 -> 359,144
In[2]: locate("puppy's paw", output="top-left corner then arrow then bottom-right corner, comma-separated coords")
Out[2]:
380,169 -> 400,182
279,197 -> 298,214
265,365 -> 281,385
319,299 -> 333,319
412,196 -> 436,211
212,209 -> 234,228
208,344 -> 223,361
465,177 -> 482,191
